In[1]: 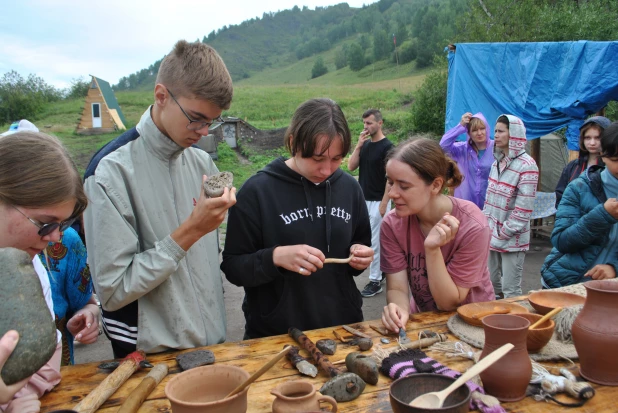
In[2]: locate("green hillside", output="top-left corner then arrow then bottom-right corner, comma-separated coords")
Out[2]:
115,0 -> 464,90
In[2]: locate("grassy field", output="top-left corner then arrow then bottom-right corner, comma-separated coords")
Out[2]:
2,74 -> 427,186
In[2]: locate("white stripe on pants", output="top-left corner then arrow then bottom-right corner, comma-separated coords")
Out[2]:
488,250 -> 526,298
366,200 -> 389,282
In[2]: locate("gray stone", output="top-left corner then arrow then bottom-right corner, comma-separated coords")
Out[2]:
0,248 -> 57,385
203,171 -> 234,197
176,349 -> 215,371
316,339 -> 337,355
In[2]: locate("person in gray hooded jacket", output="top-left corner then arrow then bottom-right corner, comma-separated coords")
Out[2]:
84,40 -> 236,357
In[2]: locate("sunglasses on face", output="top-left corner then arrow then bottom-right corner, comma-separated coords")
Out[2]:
12,205 -> 76,237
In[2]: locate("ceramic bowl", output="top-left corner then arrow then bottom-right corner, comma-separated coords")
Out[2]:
165,364 -> 250,413
514,313 -> 555,353
528,291 -> 585,315
390,373 -> 471,413
457,301 -> 529,327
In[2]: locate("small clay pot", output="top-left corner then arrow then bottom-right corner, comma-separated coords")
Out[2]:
271,380 -> 337,413
479,314 -> 532,402
165,365 -> 249,413
514,313 -> 555,353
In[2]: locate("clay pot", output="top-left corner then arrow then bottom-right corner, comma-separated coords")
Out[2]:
389,373 -> 471,413
271,380 -> 337,413
479,314 -> 532,402
572,280 -> 618,385
514,313 -> 555,353
165,365 -> 250,413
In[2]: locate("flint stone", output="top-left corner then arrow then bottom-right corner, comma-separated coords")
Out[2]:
350,337 -> 373,351
345,352 -> 379,385
176,349 -> 215,371
0,248 -> 57,385
203,171 -> 234,197
316,339 -> 337,355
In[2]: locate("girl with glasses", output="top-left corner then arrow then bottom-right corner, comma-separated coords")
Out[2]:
0,130 -> 90,411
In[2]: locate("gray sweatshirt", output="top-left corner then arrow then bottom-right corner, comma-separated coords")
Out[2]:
84,108 -> 226,353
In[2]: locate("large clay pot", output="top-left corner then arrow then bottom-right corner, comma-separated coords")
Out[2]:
0,248 -> 57,385
572,280 -> 618,385
164,365 -> 250,413
271,380 -> 337,413
479,314 -> 532,402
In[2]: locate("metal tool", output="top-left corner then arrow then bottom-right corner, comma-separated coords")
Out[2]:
286,345 -> 318,377
342,324 -> 371,339
289,327 -> 365,402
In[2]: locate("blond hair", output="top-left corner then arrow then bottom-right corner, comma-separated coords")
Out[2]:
0,132 -> 87,217
156,40 -> 233,109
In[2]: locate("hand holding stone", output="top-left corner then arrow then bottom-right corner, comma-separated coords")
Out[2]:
0,331 -> 30,404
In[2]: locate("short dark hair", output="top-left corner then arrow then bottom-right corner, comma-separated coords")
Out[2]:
600,121 -> 618,159
362,109 -> 382,122
496,115 -> 510,129
285,98 -> 351,158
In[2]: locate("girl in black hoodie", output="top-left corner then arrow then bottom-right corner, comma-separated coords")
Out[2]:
221,98 -> 373,339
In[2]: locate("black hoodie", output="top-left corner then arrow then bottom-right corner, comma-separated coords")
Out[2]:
221,157 -> 371,338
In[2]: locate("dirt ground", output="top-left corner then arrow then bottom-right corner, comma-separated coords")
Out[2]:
74,235 -> 551,364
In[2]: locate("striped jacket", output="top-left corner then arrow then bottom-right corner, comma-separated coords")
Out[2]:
483,115 -> 539,252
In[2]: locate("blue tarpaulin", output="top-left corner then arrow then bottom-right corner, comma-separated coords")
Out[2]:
445,41 -> 618,150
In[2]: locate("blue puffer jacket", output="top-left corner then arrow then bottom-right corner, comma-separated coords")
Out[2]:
541,165 -> 618,288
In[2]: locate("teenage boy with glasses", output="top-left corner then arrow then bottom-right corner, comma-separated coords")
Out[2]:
83,40 -> 236,357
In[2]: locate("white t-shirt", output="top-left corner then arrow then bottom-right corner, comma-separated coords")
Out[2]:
32,255 -> 62,344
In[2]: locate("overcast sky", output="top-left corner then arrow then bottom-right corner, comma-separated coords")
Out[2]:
1,0 -> 374,89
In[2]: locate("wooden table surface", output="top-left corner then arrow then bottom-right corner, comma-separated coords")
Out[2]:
41,297 -> 612,412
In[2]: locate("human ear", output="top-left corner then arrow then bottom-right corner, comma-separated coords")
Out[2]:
154,84 -> 169,106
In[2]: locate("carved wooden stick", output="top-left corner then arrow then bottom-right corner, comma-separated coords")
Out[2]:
117,363 -> 168,413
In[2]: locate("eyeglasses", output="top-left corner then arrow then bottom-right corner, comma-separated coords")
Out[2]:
12,205 -> 76,237
166,88 -> 224,131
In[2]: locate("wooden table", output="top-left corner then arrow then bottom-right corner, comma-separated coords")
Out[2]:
41,298 -> 613,412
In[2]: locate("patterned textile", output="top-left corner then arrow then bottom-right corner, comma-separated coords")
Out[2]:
39,228 -> 92,365
531,192 -> 557,220
380,348 -> 506,413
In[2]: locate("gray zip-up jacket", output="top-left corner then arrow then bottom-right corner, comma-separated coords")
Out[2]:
84,108 -> 225,353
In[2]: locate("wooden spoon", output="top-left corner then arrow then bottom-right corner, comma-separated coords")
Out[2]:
225,346 -> 292,399
408,343 -> 514,409
529,307 -> 562,329
471,306 -> 510,319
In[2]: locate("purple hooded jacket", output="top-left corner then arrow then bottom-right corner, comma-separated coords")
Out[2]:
440,112 -> 494,209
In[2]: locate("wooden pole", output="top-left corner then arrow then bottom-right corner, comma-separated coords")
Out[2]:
530,138 -> 542,190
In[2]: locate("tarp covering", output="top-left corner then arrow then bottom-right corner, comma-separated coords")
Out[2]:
445,41 -> 618,150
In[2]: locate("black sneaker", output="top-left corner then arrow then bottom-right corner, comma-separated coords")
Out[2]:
361,281 -> 383,297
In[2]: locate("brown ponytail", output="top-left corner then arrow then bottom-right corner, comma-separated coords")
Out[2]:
387,137 -> 463,191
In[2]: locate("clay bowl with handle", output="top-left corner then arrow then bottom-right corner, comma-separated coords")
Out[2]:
390,373 -> 471,413
527,291 -> 585,315
513,313 -> 555,353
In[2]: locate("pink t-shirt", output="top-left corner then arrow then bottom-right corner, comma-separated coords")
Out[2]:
380,196 -> 495,313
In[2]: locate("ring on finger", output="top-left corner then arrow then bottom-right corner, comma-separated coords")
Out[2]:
299,267 -> 307,275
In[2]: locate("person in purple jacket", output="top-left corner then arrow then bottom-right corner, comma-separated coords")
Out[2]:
440,112 -> 494,209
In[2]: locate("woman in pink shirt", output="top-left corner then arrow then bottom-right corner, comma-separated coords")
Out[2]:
380,138 -> 495,333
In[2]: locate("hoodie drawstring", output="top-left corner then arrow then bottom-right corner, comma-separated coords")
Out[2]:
326,180 -> 332,253
300,178 -> 314,223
